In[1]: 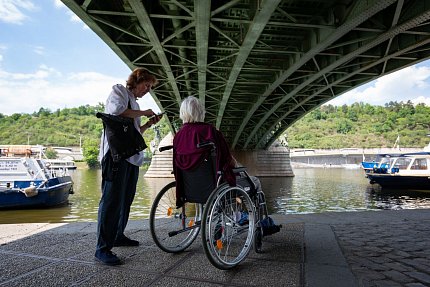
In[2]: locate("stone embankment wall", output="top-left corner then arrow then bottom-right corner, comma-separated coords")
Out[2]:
290,148 -> 424,167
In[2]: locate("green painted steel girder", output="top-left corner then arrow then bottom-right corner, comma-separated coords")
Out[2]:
61,0 -> 430,150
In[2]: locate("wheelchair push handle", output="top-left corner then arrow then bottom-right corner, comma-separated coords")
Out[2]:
159,142 -> 214,152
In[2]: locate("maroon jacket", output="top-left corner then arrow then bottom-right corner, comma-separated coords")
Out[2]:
173,122 -> 236,207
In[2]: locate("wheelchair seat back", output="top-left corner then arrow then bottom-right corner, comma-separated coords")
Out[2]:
181,151 -> 216,204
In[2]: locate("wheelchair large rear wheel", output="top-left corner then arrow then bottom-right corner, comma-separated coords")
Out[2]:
202,184 -> 255,270
150,181 -> 202,253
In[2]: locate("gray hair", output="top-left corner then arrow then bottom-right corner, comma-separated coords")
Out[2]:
179,96 -> 205,123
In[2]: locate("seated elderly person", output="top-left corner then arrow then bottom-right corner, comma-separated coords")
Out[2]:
173,96 -> 262,208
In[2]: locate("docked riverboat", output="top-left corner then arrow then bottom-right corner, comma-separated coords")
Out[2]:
0,157 -> 74,209
366,152 -> 430,191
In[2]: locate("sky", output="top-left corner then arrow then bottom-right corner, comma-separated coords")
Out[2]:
1,0 -> 430,116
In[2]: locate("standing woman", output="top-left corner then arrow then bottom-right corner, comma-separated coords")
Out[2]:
96,68 -> 161,265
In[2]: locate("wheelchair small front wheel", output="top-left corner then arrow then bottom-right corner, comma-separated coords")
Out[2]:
149,181 -> 202,253
202,185 -> 255,270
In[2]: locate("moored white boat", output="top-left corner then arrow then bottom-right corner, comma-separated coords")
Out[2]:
0,157 -> 74,209
366,152 -> 430,191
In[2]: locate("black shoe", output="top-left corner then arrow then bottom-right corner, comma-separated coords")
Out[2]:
114,236 -> 139,247
95,249 -> 121,266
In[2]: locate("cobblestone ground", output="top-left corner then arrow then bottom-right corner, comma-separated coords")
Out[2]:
333,220 -> 430,287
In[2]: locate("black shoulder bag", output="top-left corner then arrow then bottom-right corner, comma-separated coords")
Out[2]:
96,102 -> 147,162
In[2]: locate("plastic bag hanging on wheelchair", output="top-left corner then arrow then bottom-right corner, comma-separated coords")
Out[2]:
260,216 -> 281,236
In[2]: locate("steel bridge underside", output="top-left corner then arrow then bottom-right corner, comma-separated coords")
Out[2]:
62,0 -> 430,150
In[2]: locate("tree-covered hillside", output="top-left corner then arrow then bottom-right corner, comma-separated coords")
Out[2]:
1,101 -> 430,153
0,104 -> 170,150
285,101 -> 430,149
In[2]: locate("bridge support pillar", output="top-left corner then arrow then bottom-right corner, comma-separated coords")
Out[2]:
144,133 -> 294,178
144,133 -> 175,178
231,145 -> 294,177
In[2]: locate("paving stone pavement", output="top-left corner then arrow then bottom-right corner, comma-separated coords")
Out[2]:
0,209 -> 429,287
333,220 -> 430,287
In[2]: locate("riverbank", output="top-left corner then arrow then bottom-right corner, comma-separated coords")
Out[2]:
1,209 -> 429,286
291,161 -> 361,169
289,147 -> 424,168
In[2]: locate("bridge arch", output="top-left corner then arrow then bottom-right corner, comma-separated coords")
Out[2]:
62,0 -> 430,150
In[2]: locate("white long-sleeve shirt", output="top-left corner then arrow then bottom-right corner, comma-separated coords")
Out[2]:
99,84 -> 145,166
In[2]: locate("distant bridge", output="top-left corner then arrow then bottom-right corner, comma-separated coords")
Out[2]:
62,0 -> 430,150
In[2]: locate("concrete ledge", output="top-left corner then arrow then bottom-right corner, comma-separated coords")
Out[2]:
305,224 -> 357,287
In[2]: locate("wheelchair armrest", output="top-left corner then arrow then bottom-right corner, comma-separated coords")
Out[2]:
217,167 -> 247,175
232,167 -> 247,174
197,141 -> 215,149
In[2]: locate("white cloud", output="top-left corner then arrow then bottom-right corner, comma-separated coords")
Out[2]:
52,0 -> 89,29
0,65 -> 160,115
32,45 -> 45,55
411,96 -> 430,106
63,7 -> 89,29
0,45 -> 7,67
53,0 -> 64,9
326,65 -> 430,106
0,0 -> 35,24
67,10 -> 80,22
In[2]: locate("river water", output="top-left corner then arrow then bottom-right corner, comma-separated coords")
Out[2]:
1,167 -> 429,224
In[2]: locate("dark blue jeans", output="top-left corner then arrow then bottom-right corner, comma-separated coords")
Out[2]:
96,153 -> 139,252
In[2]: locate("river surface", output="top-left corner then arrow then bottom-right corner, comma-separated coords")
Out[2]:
1,167 -> 430,224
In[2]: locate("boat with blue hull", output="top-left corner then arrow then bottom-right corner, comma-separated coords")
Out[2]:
361,161 -> 377,171
362,154 -> 396,174
0,157 -> 73,209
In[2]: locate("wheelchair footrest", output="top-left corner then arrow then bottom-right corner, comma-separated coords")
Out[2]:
168,220 -> 201,237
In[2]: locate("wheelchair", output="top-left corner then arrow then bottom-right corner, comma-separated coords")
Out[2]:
149,142 -> 279,270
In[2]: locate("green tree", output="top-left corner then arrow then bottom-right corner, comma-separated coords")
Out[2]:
82,138 -> 100,169
336,119 -> 353,134
45,147 -> 58,159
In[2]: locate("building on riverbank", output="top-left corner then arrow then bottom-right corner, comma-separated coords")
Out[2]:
0,145 -> 83,161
